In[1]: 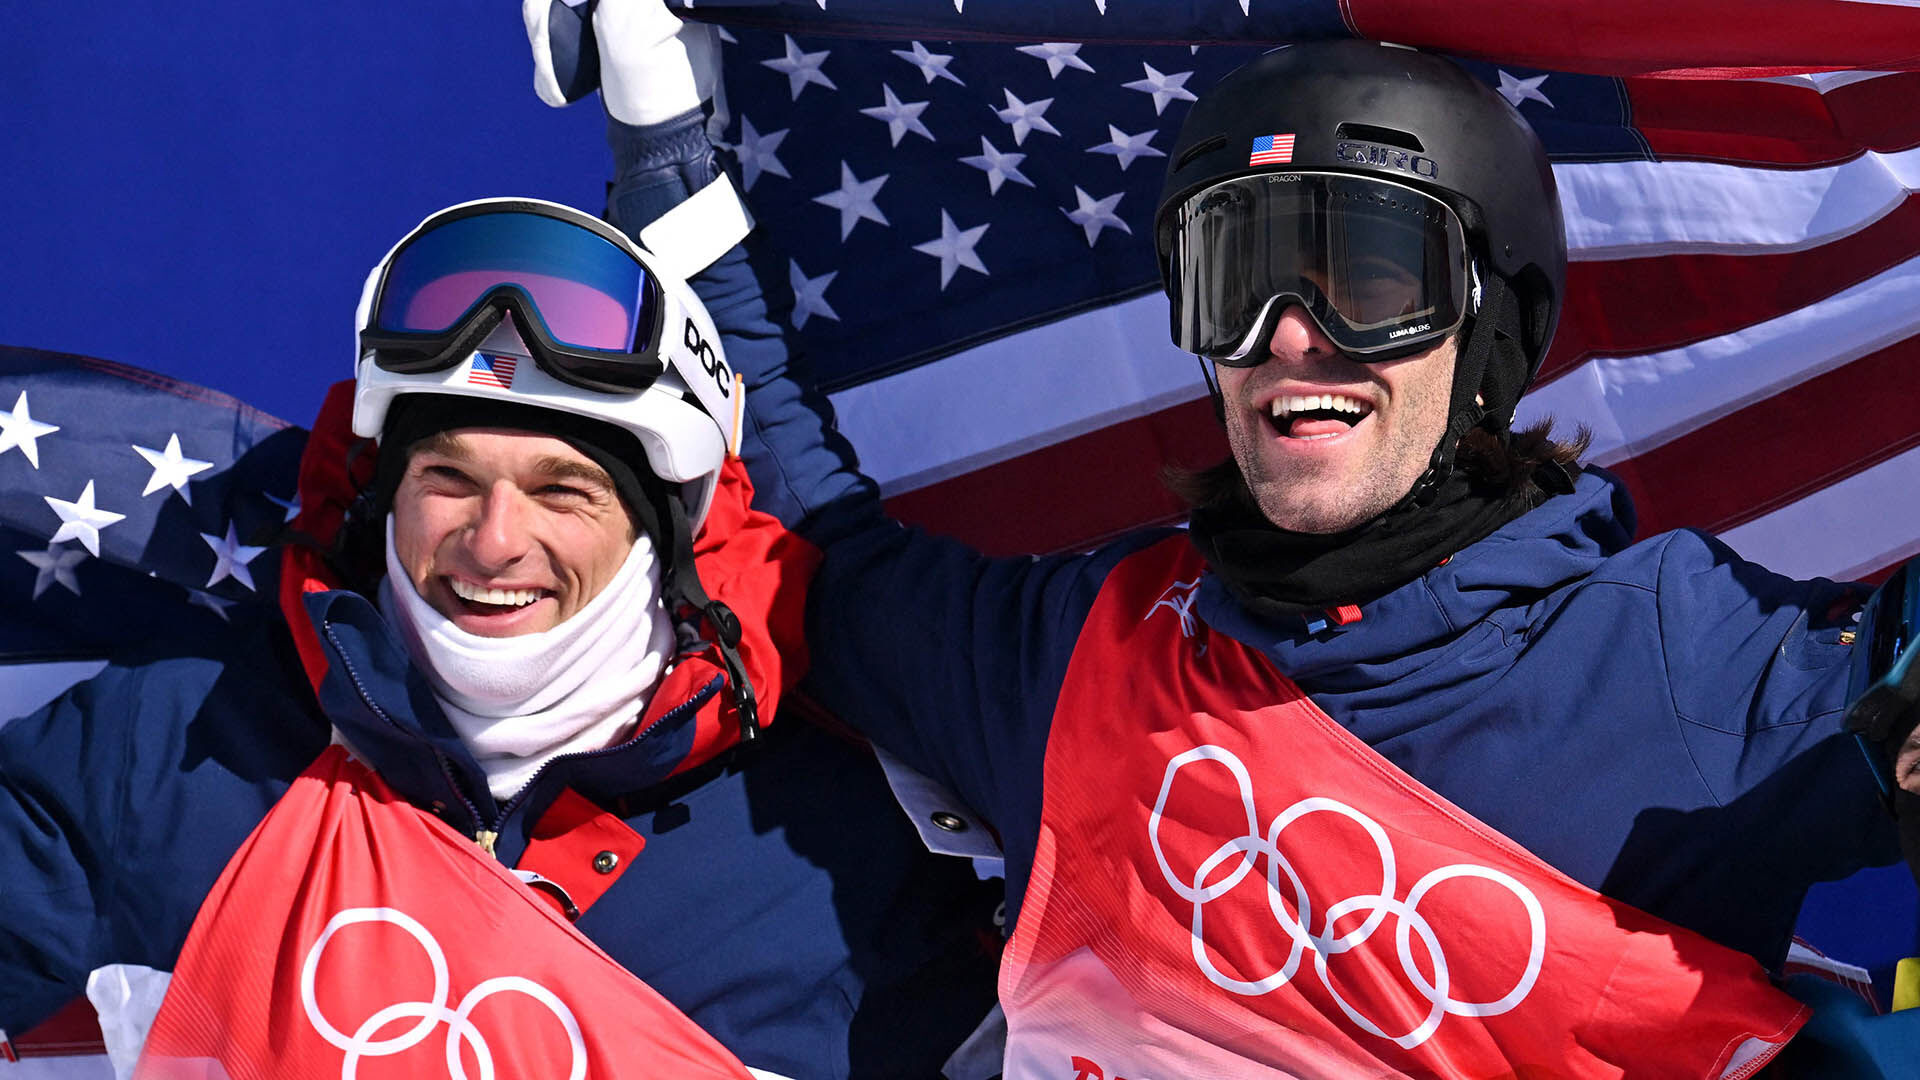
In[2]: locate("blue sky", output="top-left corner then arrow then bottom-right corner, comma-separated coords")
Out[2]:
5,4 -> 610,425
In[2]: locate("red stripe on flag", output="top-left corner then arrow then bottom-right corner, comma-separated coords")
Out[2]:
883,398 -> 1224,556
1540,193 -> 1920,385
882,330 -> 1920,560
6,996 -> 106,1058
1341,0 -> 1920,76
1821,72 -> 1920,155
1627,74 -> 1920,166
1606,332 -> 1920,539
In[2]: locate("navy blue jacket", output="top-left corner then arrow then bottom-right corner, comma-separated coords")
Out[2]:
0,391 -> 999,1080
703,223 -> 1900,976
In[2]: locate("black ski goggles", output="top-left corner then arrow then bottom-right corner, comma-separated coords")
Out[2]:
1165,173 -> 1473,366
360,201 -> 672,394
1845,562 -> 1920,803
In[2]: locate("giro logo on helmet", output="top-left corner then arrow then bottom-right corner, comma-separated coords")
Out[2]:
1334,141 -> 1440,179
684,318 -> 731,398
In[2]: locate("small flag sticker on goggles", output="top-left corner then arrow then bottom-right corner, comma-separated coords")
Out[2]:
467,353 -> 518,390
1249,133 -> 1296,166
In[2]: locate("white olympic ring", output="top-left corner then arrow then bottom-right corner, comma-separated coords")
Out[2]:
1147,746 -> 1547,1049
300,907 -> 588,1080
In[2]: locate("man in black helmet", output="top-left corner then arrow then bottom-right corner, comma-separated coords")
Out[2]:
620,38 -> 1912,1077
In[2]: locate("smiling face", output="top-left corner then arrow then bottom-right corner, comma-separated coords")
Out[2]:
1214,304 -> 1457,534
390,427 -> 635,637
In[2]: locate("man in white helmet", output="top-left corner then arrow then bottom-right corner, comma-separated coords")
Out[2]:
0,193 -> 1001,1076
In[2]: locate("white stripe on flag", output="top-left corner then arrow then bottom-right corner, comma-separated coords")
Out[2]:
1718,443 -> 1920,581
1516,251 -> 1920,463
827,292 -> 1206,494
1555,146 -> 1920,260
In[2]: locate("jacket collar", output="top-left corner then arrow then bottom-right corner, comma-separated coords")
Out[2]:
1194,468 -> 1636,685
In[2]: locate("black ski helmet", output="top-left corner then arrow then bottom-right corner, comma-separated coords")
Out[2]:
1155,42 -> 1566,440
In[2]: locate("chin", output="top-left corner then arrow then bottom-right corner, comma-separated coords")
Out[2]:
1253,490 -> 1381,535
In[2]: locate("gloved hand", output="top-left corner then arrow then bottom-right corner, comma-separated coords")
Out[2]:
1770,974 -> 1920,1078
524,0 -> 716,126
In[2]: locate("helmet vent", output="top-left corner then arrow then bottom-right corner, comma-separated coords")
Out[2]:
1335,123 -> 1424,152
1174,134 -> 1228,171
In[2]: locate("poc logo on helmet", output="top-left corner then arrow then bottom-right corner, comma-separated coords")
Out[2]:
684,318 -> 732,398
1335,140 -> 1440,179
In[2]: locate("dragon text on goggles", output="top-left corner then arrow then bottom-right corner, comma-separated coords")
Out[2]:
1167,173 -> 1471,365
361,203 -> 671,393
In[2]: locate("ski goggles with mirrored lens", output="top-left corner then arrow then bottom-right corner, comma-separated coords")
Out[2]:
360,202 -> 672,393
1166,173 -> 1473,366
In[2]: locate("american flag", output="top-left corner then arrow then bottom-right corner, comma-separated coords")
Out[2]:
1248,133 -> 1295,166
467,353 -> 518,389
6,0 -> 1920,1067
684,7 -> 1920,590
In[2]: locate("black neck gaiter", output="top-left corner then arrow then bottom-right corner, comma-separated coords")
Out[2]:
1186,466 -> 1528,619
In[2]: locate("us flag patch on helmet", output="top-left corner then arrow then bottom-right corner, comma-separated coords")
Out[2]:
1249,133 -> 1295,166
466,354 -> 517,389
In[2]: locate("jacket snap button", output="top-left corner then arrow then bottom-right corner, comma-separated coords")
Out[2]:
930,811 -> 968,833
592,850 -> 620,874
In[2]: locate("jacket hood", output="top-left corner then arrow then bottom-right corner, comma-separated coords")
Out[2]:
1195,469 -> 1637,685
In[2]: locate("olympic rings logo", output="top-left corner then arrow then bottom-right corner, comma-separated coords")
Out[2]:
1147,746 -> 1547,1050
300,907 -> 587,1080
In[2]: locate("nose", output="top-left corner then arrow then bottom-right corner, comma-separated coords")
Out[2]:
1265,303 -> 1341,365
464,480 -> 533,571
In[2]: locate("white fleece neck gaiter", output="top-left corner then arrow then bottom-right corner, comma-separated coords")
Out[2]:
378,517 -> 674,803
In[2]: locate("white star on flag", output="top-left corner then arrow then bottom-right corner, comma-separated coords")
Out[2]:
1016,43 -> 1096,79
18,541 -> 86,600
958,138 -> 1035,195
132,433 -> 215,503
44,480 -> 126,558
860,85 -> 935,146
264,491 -> 302,524
188,588 -> 235,622
200,521 -> 267,592
1123,63 -> 1199,115
0,391 -> 60,469
1063,187 -> 1133,246
762,35 -> 837,101
994,90 -> 1061,146
732,116 -> 792,191
789,260 -> 841,329
1088,125 -> 1165,170
912,211 -> 991,290
813,162 -> 891,240
891,41 -> 964,86
1496,71 -> 1555,109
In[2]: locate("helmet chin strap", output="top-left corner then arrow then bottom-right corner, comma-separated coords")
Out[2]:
1403,269 -> 1522,508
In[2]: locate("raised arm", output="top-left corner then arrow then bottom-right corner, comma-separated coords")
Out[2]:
602,109 -> 1160,895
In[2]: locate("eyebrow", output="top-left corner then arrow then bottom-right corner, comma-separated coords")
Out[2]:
410,434 -> 617,492
531,455 -> 617,492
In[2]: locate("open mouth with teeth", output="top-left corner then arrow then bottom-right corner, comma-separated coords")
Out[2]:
447,577 -> 552,615
1269,393 -> 1373,441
